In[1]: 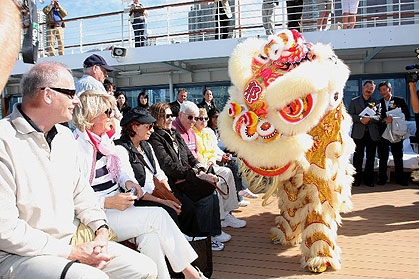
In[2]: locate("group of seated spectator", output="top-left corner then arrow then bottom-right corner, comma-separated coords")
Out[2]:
0,47 -> 258,277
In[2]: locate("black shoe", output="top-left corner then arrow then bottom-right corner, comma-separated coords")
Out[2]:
377,180 -> 386,185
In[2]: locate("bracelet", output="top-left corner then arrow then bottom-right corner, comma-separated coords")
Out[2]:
95,224 -> 109,235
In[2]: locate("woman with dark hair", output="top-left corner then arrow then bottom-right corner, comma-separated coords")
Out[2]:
137,91 -> 150,109
115,91 -> 131,116
115,107 -> 201,237
148,102 -> 226,251
197,89 -> 217,114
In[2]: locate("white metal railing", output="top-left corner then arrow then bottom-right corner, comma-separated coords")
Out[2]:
34,0 -> 419,57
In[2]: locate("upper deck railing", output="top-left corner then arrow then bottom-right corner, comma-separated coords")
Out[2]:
30,0 -> 419,58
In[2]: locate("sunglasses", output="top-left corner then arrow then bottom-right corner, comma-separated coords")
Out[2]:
104,108 -> 113,118
165,114 -> 174,119
186,115 -> 199,121
142,123 -> 154,130
41,87 -> 76,99
196,117 -> 209,121
213,115 -> 219,119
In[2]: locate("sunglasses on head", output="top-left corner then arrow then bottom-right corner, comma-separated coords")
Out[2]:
186,115 -> 199,121
41,87 -> 76,99
104,108 -> 113,118
165,114 -> 174,119
196,117 -> 209,121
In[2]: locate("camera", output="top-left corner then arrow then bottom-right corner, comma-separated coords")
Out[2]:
129,188 -> 137,197
405,64 -> 419,83
406,72 -> 419,83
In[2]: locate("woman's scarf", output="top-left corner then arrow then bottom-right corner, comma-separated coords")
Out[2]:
86,129 -> 120,183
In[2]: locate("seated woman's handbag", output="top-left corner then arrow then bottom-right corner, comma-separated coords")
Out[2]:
70,223 -> 118,246
137,152 -> 181,205
174,165 -> 228,202
152,175 -> 181,205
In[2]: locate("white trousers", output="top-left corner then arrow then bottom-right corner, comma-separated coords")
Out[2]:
0,241 -> 157,279
105,206 -> 198,279
213,165 -> 239,219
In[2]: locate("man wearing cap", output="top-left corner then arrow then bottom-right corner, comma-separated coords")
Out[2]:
75,54 -> 115,96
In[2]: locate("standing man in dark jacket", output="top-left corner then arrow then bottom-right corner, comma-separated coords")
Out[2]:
348,80 -> 381,187
43,0 -> 67,56
169,88 -> 188,118
377,81 -> 410,186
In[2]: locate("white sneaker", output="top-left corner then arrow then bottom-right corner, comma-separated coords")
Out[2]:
212,230 -> 231,243
221,213 -> 247,228
238,200 -> 250,207
211,240 -> 224,251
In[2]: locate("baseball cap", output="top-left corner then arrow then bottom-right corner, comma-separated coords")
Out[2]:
83,54 -> 115,72
120,107 -> 156,126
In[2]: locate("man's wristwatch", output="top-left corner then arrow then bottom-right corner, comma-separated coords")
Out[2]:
95,224 -> 109,235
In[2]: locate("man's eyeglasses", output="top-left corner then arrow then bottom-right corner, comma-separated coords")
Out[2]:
196,117 -> 209,121
104,108 -> 113,118
186,115 -> 199,121
41,87 -> 76,99
165,114 -> 174,119
142,123 -> 154,130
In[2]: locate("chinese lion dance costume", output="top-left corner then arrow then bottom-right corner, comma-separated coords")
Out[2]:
218,29 -> 355,273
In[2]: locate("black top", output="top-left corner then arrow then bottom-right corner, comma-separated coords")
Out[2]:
114,135 -> 156,187
147,127 -> 199,185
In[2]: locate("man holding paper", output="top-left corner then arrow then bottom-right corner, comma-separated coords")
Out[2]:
348,80 -> 381,187
377,81 -> 410,186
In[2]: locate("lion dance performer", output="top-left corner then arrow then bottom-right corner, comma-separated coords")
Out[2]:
218,29 -> 355,273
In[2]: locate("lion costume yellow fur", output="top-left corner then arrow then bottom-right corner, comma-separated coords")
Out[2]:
218,29 -> 355,273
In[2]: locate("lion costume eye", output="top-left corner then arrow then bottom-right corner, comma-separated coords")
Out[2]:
278,94 -> 315,123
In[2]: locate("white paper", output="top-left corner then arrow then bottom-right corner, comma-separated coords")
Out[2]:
359,107 -> 376,116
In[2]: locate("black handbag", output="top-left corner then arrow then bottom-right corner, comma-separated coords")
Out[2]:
190,236 -> 213,278
168,236 -> 213,279
174,169 -> 216,202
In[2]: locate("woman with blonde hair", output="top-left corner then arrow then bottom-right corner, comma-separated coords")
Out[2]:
72,90 -> 207,279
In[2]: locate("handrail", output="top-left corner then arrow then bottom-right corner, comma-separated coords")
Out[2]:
30,0 -> 419,58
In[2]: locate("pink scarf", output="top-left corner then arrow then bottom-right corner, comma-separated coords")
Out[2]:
86,129 -> 120,183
